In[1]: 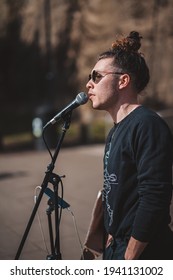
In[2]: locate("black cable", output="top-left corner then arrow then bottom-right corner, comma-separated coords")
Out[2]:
42,126 -> 53,160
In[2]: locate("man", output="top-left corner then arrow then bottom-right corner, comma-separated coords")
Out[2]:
83,31 -> 173,260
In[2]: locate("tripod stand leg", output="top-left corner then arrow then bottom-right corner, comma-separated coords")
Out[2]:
46,195 -> 62,260
46,201 -> 56,259
15,176 -> 49,259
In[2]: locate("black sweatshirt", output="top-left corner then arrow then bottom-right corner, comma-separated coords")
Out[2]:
103,106 -> 173,242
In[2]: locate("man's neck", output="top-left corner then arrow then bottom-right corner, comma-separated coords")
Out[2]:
109,102 -> 141,124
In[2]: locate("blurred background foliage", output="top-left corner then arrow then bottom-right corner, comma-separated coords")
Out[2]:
0,0 -> 173,151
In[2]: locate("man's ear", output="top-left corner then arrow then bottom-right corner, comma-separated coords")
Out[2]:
119,74 -> 130,89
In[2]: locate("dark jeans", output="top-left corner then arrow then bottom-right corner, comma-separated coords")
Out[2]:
103,238 -> 127,260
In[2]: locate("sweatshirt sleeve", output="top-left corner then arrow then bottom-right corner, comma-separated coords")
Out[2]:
131,115 -> 173,242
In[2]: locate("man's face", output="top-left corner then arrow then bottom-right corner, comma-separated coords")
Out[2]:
86,57 -> 122,112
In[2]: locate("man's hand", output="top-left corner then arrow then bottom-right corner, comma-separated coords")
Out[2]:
124,236 -> 148,260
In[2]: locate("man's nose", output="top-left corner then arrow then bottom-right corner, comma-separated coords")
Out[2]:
86,80 -> 93,89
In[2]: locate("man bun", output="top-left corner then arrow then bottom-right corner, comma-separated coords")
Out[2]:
112,31 -> 142,53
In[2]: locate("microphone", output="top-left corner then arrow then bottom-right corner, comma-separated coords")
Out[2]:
44,92 -> 88,128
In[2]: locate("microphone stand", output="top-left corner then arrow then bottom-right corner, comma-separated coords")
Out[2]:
15,112 -> 72,260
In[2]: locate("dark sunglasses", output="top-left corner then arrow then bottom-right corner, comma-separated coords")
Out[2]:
88,70 -> 124,83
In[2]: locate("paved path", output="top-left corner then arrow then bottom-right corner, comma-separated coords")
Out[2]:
0,145 -> 104,260
0,145 -> 173,260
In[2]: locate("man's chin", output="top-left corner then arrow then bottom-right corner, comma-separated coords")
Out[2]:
92,103 -> 102,110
